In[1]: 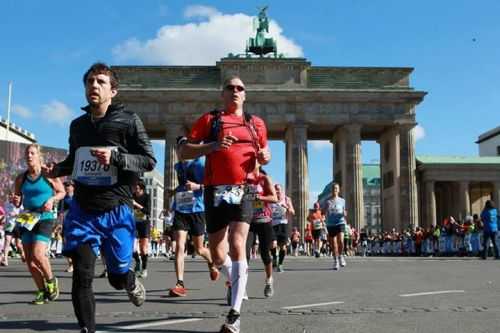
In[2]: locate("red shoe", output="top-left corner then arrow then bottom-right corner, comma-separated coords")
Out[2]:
169,285 -> 187,297
208,263 -> 220,281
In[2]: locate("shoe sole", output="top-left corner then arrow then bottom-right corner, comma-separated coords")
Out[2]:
169,290 -> 187,297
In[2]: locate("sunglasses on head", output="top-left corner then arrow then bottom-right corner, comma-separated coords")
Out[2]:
225,84 -> 245,92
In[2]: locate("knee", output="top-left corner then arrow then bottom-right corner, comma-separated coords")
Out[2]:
73,268 -> 94,289
261,251 -> 271,265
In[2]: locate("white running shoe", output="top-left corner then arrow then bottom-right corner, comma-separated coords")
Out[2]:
340,255 -> 346,267
333,259 -> 339,271
219,309 -> 240,333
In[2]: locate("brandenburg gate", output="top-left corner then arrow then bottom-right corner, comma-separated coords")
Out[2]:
113,57 -> 427,235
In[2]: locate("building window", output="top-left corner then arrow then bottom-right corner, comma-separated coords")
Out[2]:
497,145 -> 500,156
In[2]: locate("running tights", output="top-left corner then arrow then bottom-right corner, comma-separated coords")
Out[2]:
70,243 -> 135,333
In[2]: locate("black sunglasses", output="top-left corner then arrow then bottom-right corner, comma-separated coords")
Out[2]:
225,84 -> 245,92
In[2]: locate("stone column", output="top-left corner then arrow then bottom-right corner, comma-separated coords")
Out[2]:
285,124 -> 309,237
458,181 -> 470,220
344,124 -> 364,231
425,181 -> 436,227
164,123 -> 184,210
493,182 -> 500,212
399,125 -> 418,229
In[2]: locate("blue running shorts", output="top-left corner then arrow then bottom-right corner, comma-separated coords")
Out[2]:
63,201 -> 135,274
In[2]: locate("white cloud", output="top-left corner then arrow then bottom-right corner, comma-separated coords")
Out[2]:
113,6 -> 303,65
413,124 -> 425,141
310,140 -> 332,151
40,100 -> 74,126
12,104 -> 33,118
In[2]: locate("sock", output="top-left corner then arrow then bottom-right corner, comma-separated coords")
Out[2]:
230,260 -> 248,313
278,249 -> 285,265
141,254 -> 148,270
265,276 -> 273,284
220,255 -> 232,281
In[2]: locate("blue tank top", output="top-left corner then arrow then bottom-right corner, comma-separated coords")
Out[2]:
21,173 -> 56,220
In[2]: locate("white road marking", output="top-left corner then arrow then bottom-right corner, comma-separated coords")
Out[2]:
399,290 -> 465,297
96,318 -> 203,332
282,301 -> 344,310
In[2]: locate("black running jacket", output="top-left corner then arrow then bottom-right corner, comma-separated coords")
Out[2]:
54,103 -> 156,213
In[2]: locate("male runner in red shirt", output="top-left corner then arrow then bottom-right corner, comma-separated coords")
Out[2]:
178,76 -> 270,333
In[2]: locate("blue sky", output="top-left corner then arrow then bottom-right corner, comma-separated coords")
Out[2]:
1,1 -> 499,204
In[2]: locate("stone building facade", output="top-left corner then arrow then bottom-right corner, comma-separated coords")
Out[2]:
113,57 -> 427,236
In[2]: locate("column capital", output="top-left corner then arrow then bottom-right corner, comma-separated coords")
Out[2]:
397,122 -> 418,132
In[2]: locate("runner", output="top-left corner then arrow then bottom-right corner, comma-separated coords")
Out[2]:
58,180 -> 75,272
307,202 -> 325,258
290,227 -> 301,257
169,137 -> 219,297
323,183 -> 347,270
43,62 -> 156,333
15,144 -> 65,304
1,193 -> 24,266
270,184 -> 295,272
132,180 -> 151,278
245,164 -> 277,297
178,75 -> 270,333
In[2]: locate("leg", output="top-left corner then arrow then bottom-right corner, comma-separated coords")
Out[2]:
139,237 -> 149,272
174,230 -> 188,282
23,243 -> 46,291
70,243 -> 97,332
228,222 -> 250,313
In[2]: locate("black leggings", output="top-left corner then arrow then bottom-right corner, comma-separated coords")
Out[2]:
246,222 -> 274,265
70,243 -> 135,332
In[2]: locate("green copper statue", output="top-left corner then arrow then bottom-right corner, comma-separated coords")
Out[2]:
246,6 -> 277,57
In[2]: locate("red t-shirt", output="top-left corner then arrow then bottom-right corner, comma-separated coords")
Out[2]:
188,111 -> 268,186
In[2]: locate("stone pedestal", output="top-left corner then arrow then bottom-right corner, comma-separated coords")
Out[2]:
285,124 -> 309,236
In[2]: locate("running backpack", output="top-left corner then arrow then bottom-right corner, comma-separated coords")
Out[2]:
206,109 -> 260,151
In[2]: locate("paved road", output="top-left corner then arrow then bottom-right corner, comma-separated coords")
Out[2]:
1,256 -> 500,333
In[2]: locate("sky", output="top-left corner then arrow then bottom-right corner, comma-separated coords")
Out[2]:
1,0 -> 499,205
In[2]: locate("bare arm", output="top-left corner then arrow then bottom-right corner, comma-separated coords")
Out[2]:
257,175 -> 278,203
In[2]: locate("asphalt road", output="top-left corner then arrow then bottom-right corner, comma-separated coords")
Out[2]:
1,255 -> 500,333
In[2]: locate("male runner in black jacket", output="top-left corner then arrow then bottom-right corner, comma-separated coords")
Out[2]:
44,62 -> 156,333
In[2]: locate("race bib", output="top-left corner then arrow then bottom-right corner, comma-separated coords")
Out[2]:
313,219 -> 323,230
134,209 -> 146,221
213,185 -> 245,207
5,219 -> 16,233
16,212 -> 41,231
175,191 -> 195,211
72,146 -> 118,186
272,204 -> 287,220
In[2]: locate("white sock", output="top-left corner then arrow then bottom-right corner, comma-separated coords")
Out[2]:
220,255 -> 232,281
231,260 -> 248,313
265,277 -> 273,284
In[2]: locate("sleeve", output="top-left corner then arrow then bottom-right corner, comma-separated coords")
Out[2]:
112,113 -> 157,172
55,121 -> 77,177
188,113 -> 212,143
253,116 -> 268,148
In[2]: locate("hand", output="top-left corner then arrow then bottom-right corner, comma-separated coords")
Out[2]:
185,180 -> 201,191
41,162 -> 57,178
215,133 -> 238,151
42,197 -> 55,212
257,146 -> 271,165
91,147 -> 112,165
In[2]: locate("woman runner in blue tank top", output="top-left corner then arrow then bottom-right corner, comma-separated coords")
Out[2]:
14,144 -> 65,305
